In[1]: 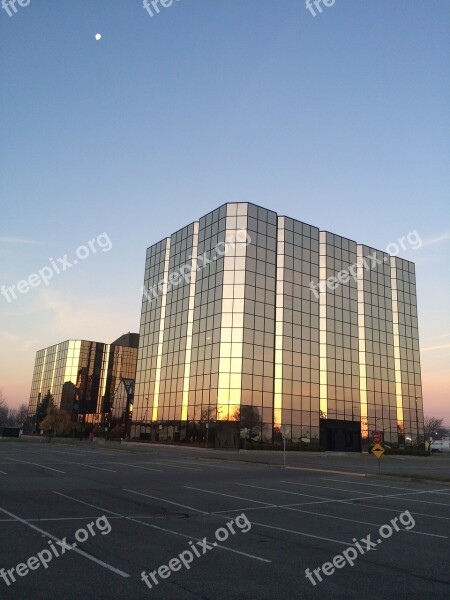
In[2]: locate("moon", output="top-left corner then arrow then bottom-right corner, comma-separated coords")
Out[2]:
95,33 -> 102,41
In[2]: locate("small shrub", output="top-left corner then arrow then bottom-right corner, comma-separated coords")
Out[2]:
382,446 -> 430,457
93,425 -> 105,439
109,426 -> 125,441
243,441 -> 325,452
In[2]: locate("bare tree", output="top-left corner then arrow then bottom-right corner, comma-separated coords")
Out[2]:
200,406 -> 216,424
14,404 -> 29,427
424,416 -> 444,444
0,392 -> 29,428
0,389 -> 8,425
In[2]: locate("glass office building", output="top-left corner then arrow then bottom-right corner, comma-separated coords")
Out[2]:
27,333 -> 138,429
132,203 -> 423,450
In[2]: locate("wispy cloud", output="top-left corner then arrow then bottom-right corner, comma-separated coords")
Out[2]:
0,236 -> 47,245
0,331 -> 36,351
421,333 -> 450,345
421,343 -> 450,353
420,231 -> 450,248
435,332 -> 450,340
34,288 -> 135,341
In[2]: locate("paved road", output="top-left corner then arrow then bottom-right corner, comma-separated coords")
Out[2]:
0,441 -> 449,599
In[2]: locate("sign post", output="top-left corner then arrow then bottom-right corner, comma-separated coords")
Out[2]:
372,431 -> 383,445
281,425 -> 290,467
371,442 -> 385,472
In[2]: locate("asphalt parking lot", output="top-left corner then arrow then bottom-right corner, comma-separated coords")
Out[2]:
0,441 -> 449,599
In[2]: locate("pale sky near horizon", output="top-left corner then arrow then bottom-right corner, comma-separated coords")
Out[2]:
1,1 -> 449,423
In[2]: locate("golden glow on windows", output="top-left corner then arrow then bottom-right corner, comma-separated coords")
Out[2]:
100,345 -> 110,398
319,233 -> 328,418
217,244 -> 246,419
152,238 -> 171,422
357,247 -> 368,439
273,218 -> 285,428
390,258 -> 404,428
182,223 -> 199,421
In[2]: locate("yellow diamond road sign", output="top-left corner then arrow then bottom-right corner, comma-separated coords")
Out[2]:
371,443 -> 385,459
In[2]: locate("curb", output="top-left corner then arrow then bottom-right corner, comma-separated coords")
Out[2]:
284,466 -> 366,476
365,473 -> 450,486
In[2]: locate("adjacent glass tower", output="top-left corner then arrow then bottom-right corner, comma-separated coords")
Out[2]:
27,334 -> 138,430
132,203 -> 423,450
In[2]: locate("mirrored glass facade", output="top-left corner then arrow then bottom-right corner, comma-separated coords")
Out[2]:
133,203 -> 423,450
27,336 -> 138,429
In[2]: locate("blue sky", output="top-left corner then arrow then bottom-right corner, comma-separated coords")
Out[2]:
1,0 -> 449,421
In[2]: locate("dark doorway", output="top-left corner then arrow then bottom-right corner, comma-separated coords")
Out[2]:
215,422 -> 239,449
320,419 -> 361,452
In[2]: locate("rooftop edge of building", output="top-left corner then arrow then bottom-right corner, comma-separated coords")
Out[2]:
34,333 -> 139,354
143,201 -> 418,267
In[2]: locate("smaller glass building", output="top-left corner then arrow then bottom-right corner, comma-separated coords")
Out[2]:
111,377 -> 135,435
26,333 -> 138,430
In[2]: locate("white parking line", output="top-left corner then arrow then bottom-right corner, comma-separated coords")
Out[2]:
191,460 -> 242,470
336,501 -> 450,521
323,478 -> 450,497
280,505 -> 447,538
126,461 -> 202,472
0,514 -> 197,523
184,486 -> 277,506
61,461 -> 118,473
47,448 -> 118,459
3,448 -> 39,454
0,504 -> 130,578
378,496 -> 450,508
182,486 -> 367,546
44,449 -> 99,458
280,481 -> 450,508
0,470 -> 7,475
123,489 -> 209,514
321,478 -> 423,491
5,458 -> 65,474
240,518 -> 354,547
53,491 -> 271,563
277,481 -> 378,496
0,516 -> 125,523
211,505 -> 276,515
78,462 -> 118,472
111,462 -> 163,473
236,483 -> 331,502
367,487 -> 450,505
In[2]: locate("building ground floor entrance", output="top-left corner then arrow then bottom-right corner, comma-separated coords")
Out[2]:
319,418 -> 361,452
